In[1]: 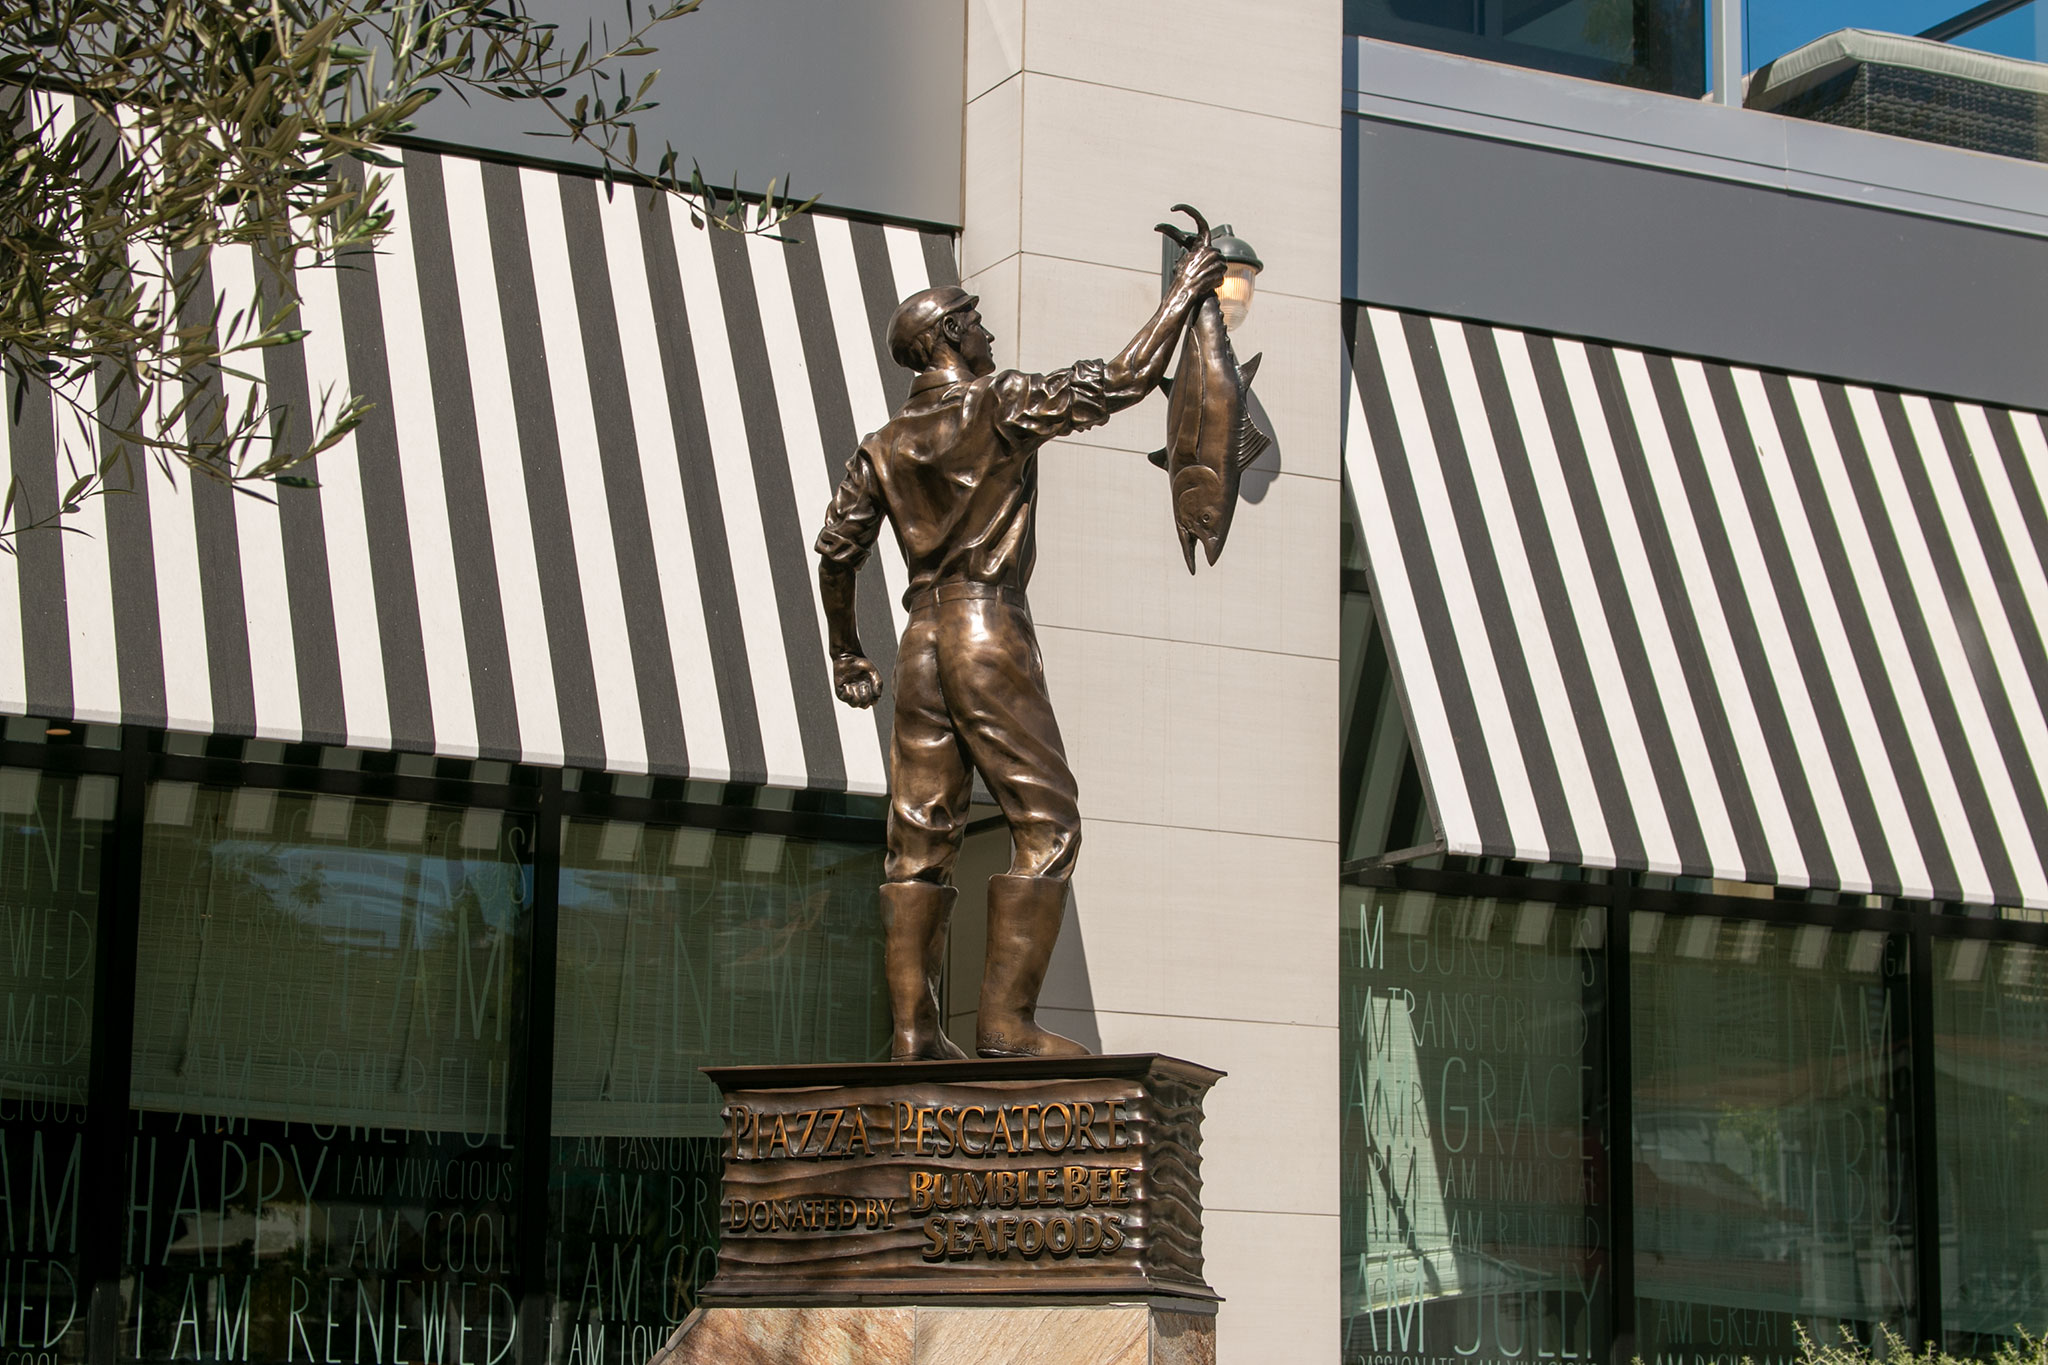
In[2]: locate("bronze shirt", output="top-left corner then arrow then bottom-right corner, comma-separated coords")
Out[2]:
814,360 -> 1110,600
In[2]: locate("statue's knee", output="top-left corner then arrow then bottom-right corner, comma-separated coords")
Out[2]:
887,862 -> 957,889
885,844 -> 959,886
885,807 -> 967,885
1011,823 -> 1079,880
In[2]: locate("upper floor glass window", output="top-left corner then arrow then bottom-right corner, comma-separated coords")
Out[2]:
1345,0 -> 1707,96
1743,5 -> 2048,164
1953,1 -> 2047,61
1747,0 -> 2046,72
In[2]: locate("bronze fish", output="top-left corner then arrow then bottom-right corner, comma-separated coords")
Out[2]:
1151,203 -> 1268,573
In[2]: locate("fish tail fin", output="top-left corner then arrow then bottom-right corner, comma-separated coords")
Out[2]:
1234,413 -> 1271,472
1156,204 -> 1210,250
1233,352 -> 1269,470
1147,447 -> 1170,470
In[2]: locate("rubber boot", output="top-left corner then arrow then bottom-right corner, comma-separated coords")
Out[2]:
976,874 -> 1089,1059
880,881 -> 968,1062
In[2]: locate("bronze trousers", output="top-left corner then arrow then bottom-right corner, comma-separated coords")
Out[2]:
884,588 -> 1080,885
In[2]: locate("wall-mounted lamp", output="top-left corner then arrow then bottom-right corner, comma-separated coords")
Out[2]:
1209,228 -> 1263,330
1161,223 -> 1264,331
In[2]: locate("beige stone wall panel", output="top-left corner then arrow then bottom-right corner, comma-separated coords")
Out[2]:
1199,1208 -> 1342,1362
1034,625 -> 1339,844
1040,818 -> 1337,1026
966,0 -> 1026,102
962,74 -> 1025,278
1014,76 -> 1340,304
1021,0 -> 1340,128
1031,458 -> 1339,658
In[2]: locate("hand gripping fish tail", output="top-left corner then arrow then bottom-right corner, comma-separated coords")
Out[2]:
1149,204 -> 1269,574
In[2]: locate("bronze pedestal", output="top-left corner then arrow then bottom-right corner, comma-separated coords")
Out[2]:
703,1054 -> 1222,1302
646,1057 -> 1225,1364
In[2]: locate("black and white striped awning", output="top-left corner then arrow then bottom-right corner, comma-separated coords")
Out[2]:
1345,302 -> 2048,910
1,136 -> 955,793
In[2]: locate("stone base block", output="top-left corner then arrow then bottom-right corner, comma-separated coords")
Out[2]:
649,1300 -> 1216,1365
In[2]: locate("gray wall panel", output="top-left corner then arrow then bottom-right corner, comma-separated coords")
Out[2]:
410,0 -> 963,227
1347,114 -> 2048,409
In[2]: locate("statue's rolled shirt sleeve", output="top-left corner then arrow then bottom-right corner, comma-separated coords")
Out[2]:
990,360 -> 1110,449
815,446 -> 884,570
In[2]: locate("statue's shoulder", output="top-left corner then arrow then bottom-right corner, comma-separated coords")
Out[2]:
897,370 -> 1015,421
980,368 -> 1038,409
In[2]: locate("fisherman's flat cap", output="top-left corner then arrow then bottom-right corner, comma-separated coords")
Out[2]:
888,285 -> 979,369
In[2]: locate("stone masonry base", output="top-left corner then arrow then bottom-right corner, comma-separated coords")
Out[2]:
648,1301 -> 1217,1365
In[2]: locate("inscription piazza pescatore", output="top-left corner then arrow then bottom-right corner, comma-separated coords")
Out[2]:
721,1098 -> 1139,1264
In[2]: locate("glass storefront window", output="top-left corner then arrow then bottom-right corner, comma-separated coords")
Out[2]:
1933,938 -> 2048,1353
1345,0 -> 1706,97
14,733 -> 2048,1365
1631,915 -> 1915,1360
1341,886 -> 1612,1365
123,786 -> 531,1365
0,768 -> 110,1365
545,818 -> 887,1361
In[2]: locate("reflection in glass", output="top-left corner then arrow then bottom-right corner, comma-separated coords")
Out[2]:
1340,887 -> 1611,1365
1345,0 -> 1705,96
1952,2 -> 2046,62
0,768 -> 109,1365
1745,1 -> 1969,70
545,818 -> 887,1358
1745,1 -> 2048,72
1934,938 -> 2048,1353
124,787 -> 531,1365
1632,917 -> 1915,1359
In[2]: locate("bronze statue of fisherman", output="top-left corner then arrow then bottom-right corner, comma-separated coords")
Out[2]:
814,239 -> 1227,1061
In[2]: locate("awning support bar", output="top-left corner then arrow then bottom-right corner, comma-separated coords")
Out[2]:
1341,838 -> 1446,876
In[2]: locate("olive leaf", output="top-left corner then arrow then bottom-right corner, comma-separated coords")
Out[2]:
0,0 -> 817,541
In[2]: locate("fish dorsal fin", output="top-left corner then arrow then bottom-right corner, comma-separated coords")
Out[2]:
1147,448 -> 1170,469
1234,415 -> 1271,472
1237,352 -> 1262,388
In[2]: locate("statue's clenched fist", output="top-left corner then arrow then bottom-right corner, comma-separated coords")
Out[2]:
833,653 -> 882,709
1172,242 -> 1226,301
